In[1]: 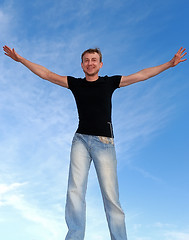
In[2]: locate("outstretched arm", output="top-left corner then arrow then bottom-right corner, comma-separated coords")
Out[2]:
120,47 -> 187,87
3,45 -> 68,88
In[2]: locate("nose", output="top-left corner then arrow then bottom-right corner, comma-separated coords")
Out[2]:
88,60 -> 92,65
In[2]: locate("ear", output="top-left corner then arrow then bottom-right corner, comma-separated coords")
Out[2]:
81,62 -> 84,69
100,62 -> 103,68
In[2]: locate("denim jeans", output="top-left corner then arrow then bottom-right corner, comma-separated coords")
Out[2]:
65,133 -> 127,240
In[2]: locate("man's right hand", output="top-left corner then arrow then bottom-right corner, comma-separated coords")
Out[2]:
3,45 -> 68,88
3,45 -> 21,62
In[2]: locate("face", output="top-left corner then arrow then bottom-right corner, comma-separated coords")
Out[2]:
81,52 -> 103,77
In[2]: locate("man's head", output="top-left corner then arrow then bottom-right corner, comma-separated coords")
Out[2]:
81,48 -> 103,78
81,48 -> 102,63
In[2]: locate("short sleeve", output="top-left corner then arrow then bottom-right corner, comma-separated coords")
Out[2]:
67,76 -> 76,90
108,75 -> 122,89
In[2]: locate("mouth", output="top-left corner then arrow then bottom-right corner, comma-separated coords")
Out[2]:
87,66 -> 95,71
86,69 -> 95,74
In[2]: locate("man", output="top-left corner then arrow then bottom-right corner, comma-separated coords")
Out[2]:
3,45 -> 187,240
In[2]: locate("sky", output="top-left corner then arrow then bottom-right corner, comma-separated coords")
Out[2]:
0,0 -> 189,240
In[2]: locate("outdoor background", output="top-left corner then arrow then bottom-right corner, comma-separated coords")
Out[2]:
0,0 -> 188,240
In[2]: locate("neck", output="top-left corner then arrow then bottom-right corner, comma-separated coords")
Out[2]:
85,73 -> 99,82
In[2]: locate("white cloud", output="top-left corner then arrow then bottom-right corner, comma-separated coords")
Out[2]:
126,220 -> 189,240
0,9 -> 11,34
0,2 -> 18,43
129,165 -> 163,183
154,222 -> 176,228
0,191 -> 66,239
0,182 -> 26,207
0,1 -> 188,240
0,9 -> 9,23
164,231 -> 189,240
114,80 -> 175,158
0,182 -> 26,194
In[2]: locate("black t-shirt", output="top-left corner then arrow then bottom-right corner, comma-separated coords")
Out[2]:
68,75 -> 121,138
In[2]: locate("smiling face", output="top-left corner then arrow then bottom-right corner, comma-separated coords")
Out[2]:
81,52 -> 103,80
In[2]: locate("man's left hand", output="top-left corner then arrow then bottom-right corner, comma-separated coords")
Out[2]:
170,47 -> 187,67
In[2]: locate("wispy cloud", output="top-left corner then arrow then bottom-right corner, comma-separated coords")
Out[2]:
0,1 -> 188,239
114,78 -> 175,155
0,182 -> 26,196
126,219 -> 189,240
164,231 -> 189,240
0,182 -> 66,240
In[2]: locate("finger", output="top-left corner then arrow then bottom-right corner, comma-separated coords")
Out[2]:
3,46 -> 11,53
180,48 -> 186,54
180,58 -> 187,62
6,46 -> 13,53
181,52 -> 187,58
3,45 -> 11,51
3,48 -> 9,54
4,53 -> 10,57
178,47 -> 183,53
3,45 -> 8,52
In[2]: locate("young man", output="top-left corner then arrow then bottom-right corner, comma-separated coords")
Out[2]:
3,45 -> 187,240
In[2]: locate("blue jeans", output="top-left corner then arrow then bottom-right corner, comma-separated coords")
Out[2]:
65,133 -> 127,240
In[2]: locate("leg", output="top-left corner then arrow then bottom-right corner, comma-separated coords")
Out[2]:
91,137 -> 127,240
65,134 -> 92,240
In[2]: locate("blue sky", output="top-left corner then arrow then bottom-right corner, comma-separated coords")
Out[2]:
0,0 -> 188,239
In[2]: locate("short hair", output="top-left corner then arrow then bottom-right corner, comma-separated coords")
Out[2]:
81,48 -> 102,63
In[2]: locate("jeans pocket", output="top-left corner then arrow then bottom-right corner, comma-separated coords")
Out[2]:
98,136 -> 114,145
